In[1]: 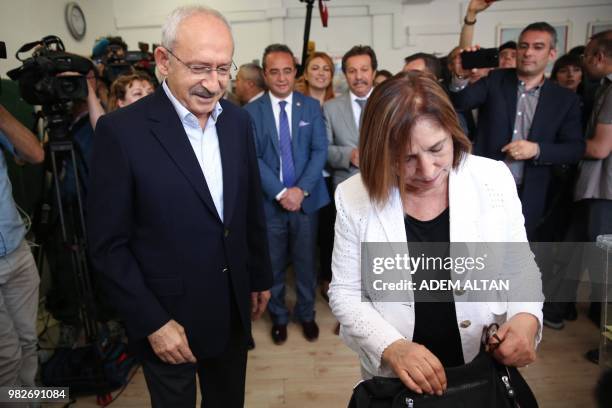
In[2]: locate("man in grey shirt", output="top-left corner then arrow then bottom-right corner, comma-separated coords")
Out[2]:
545,30 -> 612,334
449,22 -> 584,241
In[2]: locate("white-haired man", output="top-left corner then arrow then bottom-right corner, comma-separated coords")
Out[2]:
87,5 -> 272,406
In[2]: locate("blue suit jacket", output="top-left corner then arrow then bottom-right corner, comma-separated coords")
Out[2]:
87,87 -> 272,358
450,69 -> 585,238
244,91 -> 330,217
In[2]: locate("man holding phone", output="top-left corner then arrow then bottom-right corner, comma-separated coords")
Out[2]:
450,22 -> 584,241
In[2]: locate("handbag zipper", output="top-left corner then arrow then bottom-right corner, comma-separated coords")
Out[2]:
405,397 -> 414,408
501,375 -> 516,399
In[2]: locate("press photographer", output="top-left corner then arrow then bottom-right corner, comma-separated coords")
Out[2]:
7,35 -> 113,348
90,36 -> 157,113
0,39 -> 45,389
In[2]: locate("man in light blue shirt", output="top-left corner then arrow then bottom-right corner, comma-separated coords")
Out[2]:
0,103 -> 44,388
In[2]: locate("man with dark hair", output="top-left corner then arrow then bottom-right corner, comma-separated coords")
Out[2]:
245,43 -> 329,345
450,21 -> 584,241
325,45 -> 377,187
551,29 -> 612,336
341,45 -> 378,76
234,63 -> 266,106
499,41 -> 517,68
403,52 -> 442,80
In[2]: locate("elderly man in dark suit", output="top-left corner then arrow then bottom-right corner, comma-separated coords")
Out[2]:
87,5 -> 272,407
245,44 -> 329,346
450,22 -> 584,240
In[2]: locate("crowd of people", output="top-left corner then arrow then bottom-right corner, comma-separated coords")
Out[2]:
0,0 -> 611,406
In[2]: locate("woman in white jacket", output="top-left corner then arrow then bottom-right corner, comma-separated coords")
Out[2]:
328,71 -> 543,398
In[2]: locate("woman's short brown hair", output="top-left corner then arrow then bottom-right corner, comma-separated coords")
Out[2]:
359,71 -> 471,204
108,71 -> 155,112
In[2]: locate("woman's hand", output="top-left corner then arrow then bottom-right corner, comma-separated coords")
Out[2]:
491,313 -> 539,367
382,339 -> 447,395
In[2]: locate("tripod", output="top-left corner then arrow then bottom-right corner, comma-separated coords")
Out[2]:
34,104 -> 137,404
35,104 -> 98,344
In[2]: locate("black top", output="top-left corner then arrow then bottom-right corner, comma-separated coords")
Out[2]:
404,208 -> 464,367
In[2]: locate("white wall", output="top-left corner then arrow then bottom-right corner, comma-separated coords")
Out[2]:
113,0 -> 612,73
0,0 -> 116,77
1,0 -> 611,77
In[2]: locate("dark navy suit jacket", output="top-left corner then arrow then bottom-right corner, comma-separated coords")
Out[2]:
450,68 -> 585,238
87,87 -> 272,358
244,91 -> 329,217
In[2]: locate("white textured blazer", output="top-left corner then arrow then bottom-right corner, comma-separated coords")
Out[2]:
328,154 -> 544,379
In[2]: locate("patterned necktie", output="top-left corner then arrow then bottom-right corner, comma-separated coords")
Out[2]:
356,98 -> 367,129
278,101 -> 295,187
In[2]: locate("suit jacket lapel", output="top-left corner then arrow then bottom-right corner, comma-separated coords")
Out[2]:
216,101 -> 237,226
148,88 -> 221,223
502,72 -> 518,141
262,93 -> 281,158
341,94 -> 359,137
292,93 -> 303,156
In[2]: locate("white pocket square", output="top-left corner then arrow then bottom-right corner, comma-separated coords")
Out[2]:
299,120 -> 310,127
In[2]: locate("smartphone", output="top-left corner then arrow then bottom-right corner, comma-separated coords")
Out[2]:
461,48 -> 499,70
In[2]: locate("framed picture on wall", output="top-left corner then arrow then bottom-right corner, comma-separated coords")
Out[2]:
587,21 -> 612,40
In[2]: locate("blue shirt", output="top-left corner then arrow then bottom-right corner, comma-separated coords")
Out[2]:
162,81 -> 225,220
0,130 -> 26,257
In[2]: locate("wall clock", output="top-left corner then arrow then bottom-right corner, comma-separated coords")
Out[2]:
65,2 -> 87,41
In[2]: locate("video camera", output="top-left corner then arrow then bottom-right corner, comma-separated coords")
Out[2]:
94,37 -> 156,85
7,35 -> 93,106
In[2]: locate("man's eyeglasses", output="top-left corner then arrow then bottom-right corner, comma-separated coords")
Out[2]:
165,48 -> 237,79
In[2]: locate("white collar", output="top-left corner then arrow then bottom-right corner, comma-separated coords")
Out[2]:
248,90 -> 265,104
162,80 -> 223,128
349,88 -> 373,102
269,91 -> 293,108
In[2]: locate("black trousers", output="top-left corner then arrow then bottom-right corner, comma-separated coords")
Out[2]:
140,297 -> 248,408
317,177 -> 336,283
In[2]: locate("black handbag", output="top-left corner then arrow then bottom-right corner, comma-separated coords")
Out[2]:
348,325 -> 538,408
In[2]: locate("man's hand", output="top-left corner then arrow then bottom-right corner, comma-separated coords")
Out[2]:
382,339 -> 447,396
501,140 -> 540,161
350,148 -> 360,168
251,290 -> 271,320
467,0 -> 496,17
147,320 -> 197,364
491,313 -> 539,367
0,104 -> 44,164
456,45 -> 486,80
279,187 -> 304,212
86,70 -> 97,94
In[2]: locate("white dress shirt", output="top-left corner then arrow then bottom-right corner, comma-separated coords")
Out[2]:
248,90 -> 265,104
162,81 -> 225,220
268,92 -> 294,200
349,88 -> 373,130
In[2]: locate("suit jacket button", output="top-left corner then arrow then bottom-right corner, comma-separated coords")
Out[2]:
222,267 -> 228,273
454,289 -> 466,296
224,228 -> 230,238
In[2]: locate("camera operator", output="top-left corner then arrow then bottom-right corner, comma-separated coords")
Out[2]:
0,103 -> 44,388
91,37 -> 129,108
85,69 -> 105,130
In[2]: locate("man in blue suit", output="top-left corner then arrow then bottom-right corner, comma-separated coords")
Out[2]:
245,44 -> 329,345
450,22 -> 584,240
87,6 -> 272,407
